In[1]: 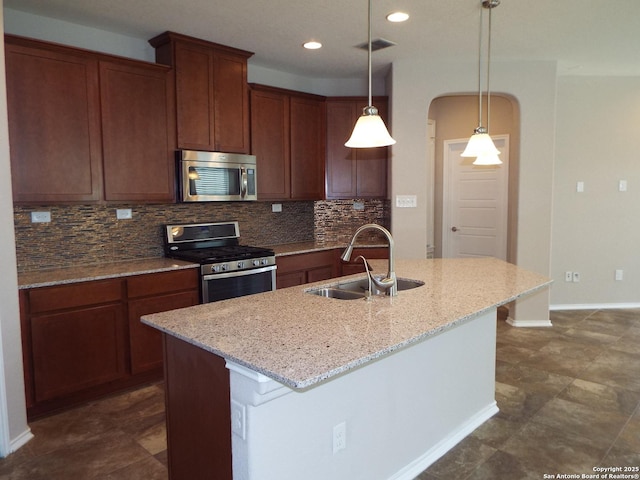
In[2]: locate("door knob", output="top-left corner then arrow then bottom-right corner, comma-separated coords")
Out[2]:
451,226 -> 459,232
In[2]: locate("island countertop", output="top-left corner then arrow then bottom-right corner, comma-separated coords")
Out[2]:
142,257 -> 551,389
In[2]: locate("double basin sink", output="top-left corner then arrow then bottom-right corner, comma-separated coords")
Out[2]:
305,276 -> 424,300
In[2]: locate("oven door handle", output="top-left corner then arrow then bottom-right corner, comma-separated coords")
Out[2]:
202,265 -> 277,281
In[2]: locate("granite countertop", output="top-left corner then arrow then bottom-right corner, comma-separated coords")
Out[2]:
142,257 -> 552,390
17,258 -> 199,289
269,241 -> 386,256
17,242 -> 386,289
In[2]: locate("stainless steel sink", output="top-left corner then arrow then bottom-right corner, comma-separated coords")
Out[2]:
336,277 -> 425,295
305,277 -> 424,300
305,288 -> 366,300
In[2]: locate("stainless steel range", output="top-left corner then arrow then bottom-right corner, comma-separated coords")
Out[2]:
164,221 -> 276,303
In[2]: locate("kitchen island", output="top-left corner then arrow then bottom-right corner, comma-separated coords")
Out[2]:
142,258 -> 551,480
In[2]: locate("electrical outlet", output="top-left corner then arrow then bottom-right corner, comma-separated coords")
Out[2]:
31,211 -> 51,223
271,203 -> 282,213
576,181 -> 584,193
116,208 -> 132,220
572,272 -> 580,283
230,400 -> 246,439
615,269 -> 624,281
333,422 -> 346,454
564,271 -> 573,282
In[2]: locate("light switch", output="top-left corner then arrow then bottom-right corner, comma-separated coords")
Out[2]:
396,195 -> 417,208
576,181 -> 584,193
619,180 -> 628,192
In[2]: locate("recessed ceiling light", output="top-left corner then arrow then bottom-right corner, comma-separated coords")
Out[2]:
303,41 -> 322,50
386,11 -> 409,23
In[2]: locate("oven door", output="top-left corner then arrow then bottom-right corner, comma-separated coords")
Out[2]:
201,265 -> 276,303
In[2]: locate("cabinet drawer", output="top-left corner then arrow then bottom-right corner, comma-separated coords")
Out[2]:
28,279 -> 123,314
127,268 -> 199,298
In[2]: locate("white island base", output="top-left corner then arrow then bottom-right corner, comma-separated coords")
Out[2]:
227,308 -> 498,480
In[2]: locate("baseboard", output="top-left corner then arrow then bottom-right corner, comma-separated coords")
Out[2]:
7,428 -> 33,456
550,302 -> 640,311
506,317 -> 553,328
389,402 -> 499,480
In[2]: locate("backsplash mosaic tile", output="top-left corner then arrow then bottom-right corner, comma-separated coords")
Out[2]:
314,199 -> 390,245
14,199 -> 389,272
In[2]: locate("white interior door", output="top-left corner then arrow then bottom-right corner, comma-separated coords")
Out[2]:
442,135 -> 509,260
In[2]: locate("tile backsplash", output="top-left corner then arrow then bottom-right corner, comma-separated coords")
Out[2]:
14,199 -> 389,272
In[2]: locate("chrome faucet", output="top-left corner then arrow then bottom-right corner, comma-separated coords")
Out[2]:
341,224 -> 397,296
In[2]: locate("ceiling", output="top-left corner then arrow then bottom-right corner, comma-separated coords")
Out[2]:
5,0 -> 640,78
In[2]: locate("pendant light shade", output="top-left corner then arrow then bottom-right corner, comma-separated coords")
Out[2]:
460,129 -> 500,157
463,0 -> 501,165
345,0 -> 396,148
345,106 -> 396,148
473,152 -> 503,166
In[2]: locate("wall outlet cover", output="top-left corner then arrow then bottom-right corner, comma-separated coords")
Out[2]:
116,208 -> 133,220
31,211 -> 51,223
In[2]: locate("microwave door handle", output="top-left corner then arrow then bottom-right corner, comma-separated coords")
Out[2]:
240,167 -> 248,198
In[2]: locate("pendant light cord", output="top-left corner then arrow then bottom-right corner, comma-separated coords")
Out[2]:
477,3 -> 483,130
486,2 -> 493,134
367,0 -> 372,107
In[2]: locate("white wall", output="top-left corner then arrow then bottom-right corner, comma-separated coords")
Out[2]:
4,8 -> 379,98
551,76 -> 640,308
0,3 -> 32,456
389,59 -> 557,322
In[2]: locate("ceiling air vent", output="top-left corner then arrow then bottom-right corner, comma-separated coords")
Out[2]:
356,38 -> 397,52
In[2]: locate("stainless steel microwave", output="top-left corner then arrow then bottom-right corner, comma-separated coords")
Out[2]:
178,150 -> 257,202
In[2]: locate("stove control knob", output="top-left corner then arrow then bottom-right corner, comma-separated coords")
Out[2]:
252,259 -> 260,266
212,265 -> 220,273
237,261 -> 245,269
221,264 -> 228,271
261,258 -> 269,265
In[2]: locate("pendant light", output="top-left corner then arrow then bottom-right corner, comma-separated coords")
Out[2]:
345,0 -> 396,148
461,0 -> 502,165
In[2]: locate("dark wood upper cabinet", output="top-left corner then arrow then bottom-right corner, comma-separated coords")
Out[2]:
326,97 -> 389,199
249,84 -> 325,201
290,95 -> 326,200
250,88 -> 291,199
150,32 -> 253,154
99,60 -> 175,202
5,34 -> 176,204
5,37 -> 104,203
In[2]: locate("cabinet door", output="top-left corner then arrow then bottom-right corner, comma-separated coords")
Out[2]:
355,100 -> 388,198
174,41 -> 215,150
250,88 -> 291,200
276,270 -> 306,289
100,60 -> 175,202
5,40 -> 103,203
213,52 -> 250,153
31,304 -> 126,402
290,96 -> 326,200
128,290 -> 200,374
326,101 -> 358,199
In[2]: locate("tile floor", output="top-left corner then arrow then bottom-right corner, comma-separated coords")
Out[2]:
1,308 -> 639,479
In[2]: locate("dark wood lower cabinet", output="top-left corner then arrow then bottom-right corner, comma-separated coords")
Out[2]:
128,290 -> 199,374
164,335 -> 232,480
275,249 -> 338,288
20,268 -> 199,419
31,303 -> 127,403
